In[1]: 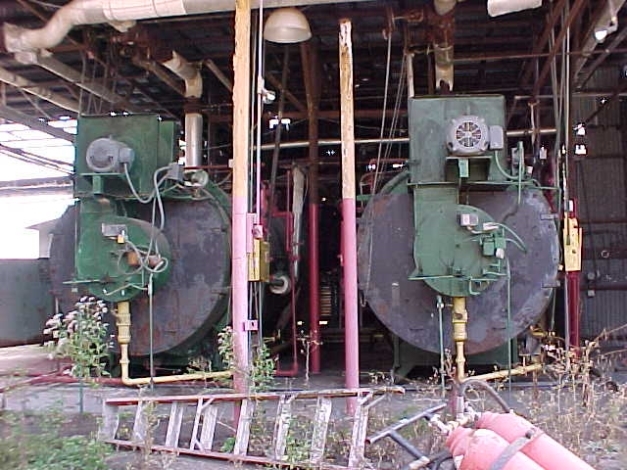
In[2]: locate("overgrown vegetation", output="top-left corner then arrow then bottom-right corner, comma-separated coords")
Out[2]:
217,326 -> 275,392
525,338 -> 627,466
44,296 -> 111,380
0,410 -> 110,470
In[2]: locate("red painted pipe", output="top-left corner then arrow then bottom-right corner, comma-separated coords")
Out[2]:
567,271 -> 581,349
477,412 -> 595,470
308,202 -> 321,374
447,426 -> 543,469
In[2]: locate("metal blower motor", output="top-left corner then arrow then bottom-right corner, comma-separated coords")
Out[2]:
358,95 -> 560,361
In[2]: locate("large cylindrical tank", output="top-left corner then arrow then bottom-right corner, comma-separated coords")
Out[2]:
357,171 -> 560,354
50,195 -> 232,357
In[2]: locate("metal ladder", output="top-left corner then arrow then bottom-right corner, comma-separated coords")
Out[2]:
99,387 -> 402,469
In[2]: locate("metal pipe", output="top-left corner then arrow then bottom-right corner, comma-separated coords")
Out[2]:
339,18 -> 360,410
0,65 -> 79,113
232,0 -> 251,395
114,301 -> 230,386
452,297 -> 467,382
462,363 -> 542,382
260,136 -> 409,150
256,129 -> 555,151
184,112 -> 203,167
301,41 -> 321,375
406,51 -> 415,98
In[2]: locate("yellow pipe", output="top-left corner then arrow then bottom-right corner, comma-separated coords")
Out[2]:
452,297 -> 468,382
115,301 -> 232,386
462,363 -> 543,383
116,301 -> 132,382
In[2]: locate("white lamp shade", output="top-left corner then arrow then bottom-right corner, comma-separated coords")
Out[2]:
263,7 -> 311,44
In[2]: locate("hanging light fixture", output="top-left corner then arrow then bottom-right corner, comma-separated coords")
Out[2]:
263,7 -> 311,44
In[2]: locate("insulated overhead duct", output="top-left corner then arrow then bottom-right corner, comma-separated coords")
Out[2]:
162,51 -> 202,99
0,0 -> 374,54
430,0 -> 457,91
487,0 -> 542,17
161,51 -> 203,168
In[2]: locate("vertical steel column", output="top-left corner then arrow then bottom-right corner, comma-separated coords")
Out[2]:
339,18 -> 360,406
301,41 -> 321,374
232,0 -> 251,394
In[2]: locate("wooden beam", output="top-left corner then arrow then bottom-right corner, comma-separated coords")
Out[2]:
231,0 -> 251,395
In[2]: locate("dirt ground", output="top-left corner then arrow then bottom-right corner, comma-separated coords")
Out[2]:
1,345 -> 627,469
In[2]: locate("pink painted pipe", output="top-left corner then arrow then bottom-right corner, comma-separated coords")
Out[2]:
477,412 -> 595,470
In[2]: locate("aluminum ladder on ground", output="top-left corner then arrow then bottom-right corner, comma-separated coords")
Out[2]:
99,387 -> 403,469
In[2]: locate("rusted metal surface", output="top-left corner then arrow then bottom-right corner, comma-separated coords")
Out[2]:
49,205 -> 83,314
358,186 -> 559,355
0,259 -> 51,347
49,200 -> 231,357
131,199 -> 230,355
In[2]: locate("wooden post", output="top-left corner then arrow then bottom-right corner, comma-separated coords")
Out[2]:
339,18 -> 360,412
232,0 -> 251,394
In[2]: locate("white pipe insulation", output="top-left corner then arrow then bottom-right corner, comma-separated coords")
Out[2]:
434,0 -> 457,15
432,0 -> 457,91
1,0 -> 375,54
161,50 -> 204,167
162,51 -> 202,99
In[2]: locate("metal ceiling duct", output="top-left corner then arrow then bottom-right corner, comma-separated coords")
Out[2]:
161,51 -> 204,167
161,51 -> 202,99
431,0 -> 457,91
1,0 -> 373,54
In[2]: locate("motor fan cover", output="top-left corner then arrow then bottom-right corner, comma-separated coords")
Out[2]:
446,115 -> 489,155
